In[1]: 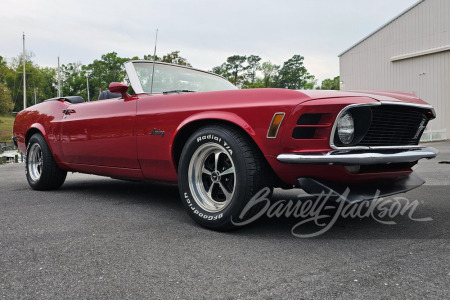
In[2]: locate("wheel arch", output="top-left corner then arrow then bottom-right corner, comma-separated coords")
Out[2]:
171,112 -> 267,171
25,124 -> 48,147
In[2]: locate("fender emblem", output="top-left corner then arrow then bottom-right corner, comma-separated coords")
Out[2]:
150,128 -> 165,137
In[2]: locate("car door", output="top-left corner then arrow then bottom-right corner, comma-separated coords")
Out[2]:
60,97 -> 139,169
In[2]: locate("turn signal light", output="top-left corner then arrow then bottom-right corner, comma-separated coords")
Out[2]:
267,113 -> 285,138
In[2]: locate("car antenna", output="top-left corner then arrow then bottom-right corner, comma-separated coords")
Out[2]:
150,29 -> 158,94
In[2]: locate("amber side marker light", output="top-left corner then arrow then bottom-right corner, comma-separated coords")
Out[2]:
267,113 -> 285,138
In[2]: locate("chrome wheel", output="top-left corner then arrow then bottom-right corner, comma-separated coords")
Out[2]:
28,143 -> 43,181
188,143 -> 236,213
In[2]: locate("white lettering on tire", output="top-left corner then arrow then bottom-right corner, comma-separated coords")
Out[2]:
184,191 -> 223,220
196,134 -> 233,155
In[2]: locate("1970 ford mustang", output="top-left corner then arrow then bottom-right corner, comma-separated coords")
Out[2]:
13,61 -> 437,230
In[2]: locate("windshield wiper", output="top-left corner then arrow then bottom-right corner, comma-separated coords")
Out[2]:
162,90 -> 196,94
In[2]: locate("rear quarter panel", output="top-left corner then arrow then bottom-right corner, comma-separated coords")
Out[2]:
13,101 -> 69,164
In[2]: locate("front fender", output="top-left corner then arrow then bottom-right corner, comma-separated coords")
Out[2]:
175,111 -> 257,138
171,111 -> 260,163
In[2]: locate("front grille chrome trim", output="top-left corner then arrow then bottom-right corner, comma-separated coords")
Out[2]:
330,102 -> 434,150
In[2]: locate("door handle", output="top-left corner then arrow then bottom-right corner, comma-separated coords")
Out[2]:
62,108 -> 76,115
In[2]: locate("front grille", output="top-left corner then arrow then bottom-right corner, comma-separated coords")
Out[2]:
357,106 -> 428,146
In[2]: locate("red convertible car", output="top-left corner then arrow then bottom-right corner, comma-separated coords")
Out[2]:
13,61 -> 437,230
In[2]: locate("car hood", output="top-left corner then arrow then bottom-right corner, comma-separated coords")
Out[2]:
297,90 -> 430,105
197,89 -> 430,108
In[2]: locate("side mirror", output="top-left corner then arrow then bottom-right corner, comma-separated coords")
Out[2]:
109,82 -> 130,99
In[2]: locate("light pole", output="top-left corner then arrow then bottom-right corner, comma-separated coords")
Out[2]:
85,71 -> 92,101
23,33 -> 26,109
57,56 -> 61,97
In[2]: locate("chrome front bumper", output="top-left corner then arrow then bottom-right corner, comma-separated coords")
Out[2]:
277,147 -> 438,165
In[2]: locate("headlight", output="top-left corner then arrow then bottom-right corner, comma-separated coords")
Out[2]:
337,112 -> 354,145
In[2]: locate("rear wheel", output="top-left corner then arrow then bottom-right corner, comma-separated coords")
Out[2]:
178,125 -> 273,230
26,133 -> 67,190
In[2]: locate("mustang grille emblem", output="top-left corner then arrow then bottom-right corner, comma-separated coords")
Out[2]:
413,118 -> 427,139
150,128 -> 165,137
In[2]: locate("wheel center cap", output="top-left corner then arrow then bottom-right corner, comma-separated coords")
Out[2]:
211,171 -> 221,182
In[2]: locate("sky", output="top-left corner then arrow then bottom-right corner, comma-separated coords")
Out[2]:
1,0 -> 419,83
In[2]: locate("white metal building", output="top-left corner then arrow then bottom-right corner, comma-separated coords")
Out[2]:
339,0 -> 449,141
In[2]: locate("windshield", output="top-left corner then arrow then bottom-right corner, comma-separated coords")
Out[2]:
128,61 -> 237,94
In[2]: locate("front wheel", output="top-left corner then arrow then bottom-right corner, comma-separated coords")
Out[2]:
178,125 -> 273,230
26,133 -> 67,190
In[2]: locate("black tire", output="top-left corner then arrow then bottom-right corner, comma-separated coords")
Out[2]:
26,133 -> 67,190
178,124 -> 273,230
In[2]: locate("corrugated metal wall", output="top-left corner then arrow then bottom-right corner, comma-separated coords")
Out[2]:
339,0 -> 450,140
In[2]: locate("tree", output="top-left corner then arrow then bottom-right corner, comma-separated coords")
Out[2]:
0,84 -> 14,115
225,55 -> 247,86
4,57 -> 44,111
143,51 -> 191,66
319,76 -> 340,90
0,56 -> 9,84
143,54 -> 161,61
211,63 -> 230,78
304,78 -> 318,90
0,56 -> 6,68
1,54 -> 58,108
162,51 -> 191,66
278,55 -> 315,90
98,52 -> 128,83
246,55 -> 261,84
241,78 -> 265,89
260,61 -> 280,88
61,62 -> 86,99
39,67 -> 57,100
86,52 -> 129,100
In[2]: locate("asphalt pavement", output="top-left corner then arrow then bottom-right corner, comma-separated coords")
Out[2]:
0,141 -> 449,299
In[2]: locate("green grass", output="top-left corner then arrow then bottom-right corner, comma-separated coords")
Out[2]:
0,116 -> 15,142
